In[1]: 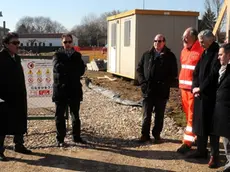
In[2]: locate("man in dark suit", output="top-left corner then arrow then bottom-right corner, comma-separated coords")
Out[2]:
136,34 -> 178,143
52,33 -> 86,147
0,33 -> 32,161
211,43 -> 230,172
189,30 -> 220,168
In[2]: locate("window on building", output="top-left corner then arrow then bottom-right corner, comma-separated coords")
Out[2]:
111,23 -> 117,47
31,42 -> 34,46
43,43 -> 45,46
20,43 -> 23,47
34,43 -> 37,46
26,43 -> 29,46
124,20 -> 131,47
39,42 -> 42,46
49,43 -> 52,46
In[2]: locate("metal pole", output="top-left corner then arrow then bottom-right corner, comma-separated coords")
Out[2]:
0,11 -> 3,47
3,21 -> 5,36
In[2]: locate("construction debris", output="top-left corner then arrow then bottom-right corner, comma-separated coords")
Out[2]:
86,59 -> 107,71
97,75 -> 117,81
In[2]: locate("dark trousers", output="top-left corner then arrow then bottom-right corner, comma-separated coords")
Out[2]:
55,101 -> 81,142
0,135 -> 24,154
197,135 -> 219,157
141,97 -> 167,138
223,137 -> 230,170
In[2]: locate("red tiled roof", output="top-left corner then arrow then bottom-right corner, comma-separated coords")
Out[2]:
19,33 -> 63,38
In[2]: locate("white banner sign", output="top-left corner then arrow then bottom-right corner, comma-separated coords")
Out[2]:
22,59 -> 53,98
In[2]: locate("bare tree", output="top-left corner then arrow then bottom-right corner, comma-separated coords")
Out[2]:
71,10 -> 122,46
200,0 -> 225,42
15,16 -> 68,34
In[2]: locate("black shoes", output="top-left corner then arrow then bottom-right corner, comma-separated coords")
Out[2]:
153,135 -> 163,144
14,145 -> 32,154
73,137 -> 87,144
208,156 -> 219,168
177,144 -> 191,154
138,135 -> 151,143
57,141 -> 67,147
0,153 -> 7,161
186,150 -> 208,159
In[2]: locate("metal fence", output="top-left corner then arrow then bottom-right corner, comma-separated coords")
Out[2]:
21,56 -> 57,120
21,55 -> 89,120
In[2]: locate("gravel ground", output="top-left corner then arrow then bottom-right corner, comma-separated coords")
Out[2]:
5,83 -> 184,149
2,82 -> 226,172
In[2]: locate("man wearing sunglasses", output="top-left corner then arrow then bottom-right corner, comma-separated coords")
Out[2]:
52,33 -> 86,147
137,34 -> 178,143
0,32 -> 32,161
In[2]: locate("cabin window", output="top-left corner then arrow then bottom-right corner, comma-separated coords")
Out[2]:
111,23 -> 117,47
124,20 -> 131,47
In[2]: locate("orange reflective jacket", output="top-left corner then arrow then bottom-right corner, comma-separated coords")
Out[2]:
179,40 -> 203,90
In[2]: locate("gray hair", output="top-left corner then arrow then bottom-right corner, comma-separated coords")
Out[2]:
198,29 -> 215,41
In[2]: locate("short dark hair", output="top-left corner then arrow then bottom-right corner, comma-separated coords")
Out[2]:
2,32 -> 19,44
220,43 -> 230,54
61,33 -> 73,40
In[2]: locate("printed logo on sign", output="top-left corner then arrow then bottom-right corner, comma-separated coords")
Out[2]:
46,69 -> 50,75
28,77 -> 33,84
39,90 -> 50,96
36,69 -> 42,76
46,77 -> 51,83
37,77 -> 43,83
27,62 -> 34,69
28,70 -> 33,75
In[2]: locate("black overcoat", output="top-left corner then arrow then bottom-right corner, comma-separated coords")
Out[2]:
0,49 -> 28,135
192,42 -> 220,136
212,64 -> 230,138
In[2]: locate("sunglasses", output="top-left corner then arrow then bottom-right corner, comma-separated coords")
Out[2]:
63,41 -> 72,44
9,41 -> 20,45
154,40 -> 164,43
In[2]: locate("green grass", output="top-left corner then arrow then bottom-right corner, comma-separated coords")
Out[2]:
167,111 -> 186,127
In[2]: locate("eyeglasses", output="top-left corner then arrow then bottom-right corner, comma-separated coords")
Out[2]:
9,41 -> 20,45
154,40 -> 164,43
63,41 -> 72,44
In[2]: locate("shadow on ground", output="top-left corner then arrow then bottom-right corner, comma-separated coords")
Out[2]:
7,151 -> 175,172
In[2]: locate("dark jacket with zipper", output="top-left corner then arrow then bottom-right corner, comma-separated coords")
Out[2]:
137,46 -> 178,99
52,48 -> 85,102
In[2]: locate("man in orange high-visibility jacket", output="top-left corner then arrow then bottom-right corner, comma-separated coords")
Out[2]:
177,27 -> 204,154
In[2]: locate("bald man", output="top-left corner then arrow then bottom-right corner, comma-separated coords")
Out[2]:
177,27 -> 204,154
137,34 -> 178,143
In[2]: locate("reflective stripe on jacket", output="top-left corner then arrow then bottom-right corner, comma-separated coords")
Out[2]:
179,40 -> 203,90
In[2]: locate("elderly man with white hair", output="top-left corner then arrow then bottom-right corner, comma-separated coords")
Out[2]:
187,29 -> 221,169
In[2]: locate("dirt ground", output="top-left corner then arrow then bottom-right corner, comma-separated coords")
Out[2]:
0,71 -> 225,172
0,143 -> 227,172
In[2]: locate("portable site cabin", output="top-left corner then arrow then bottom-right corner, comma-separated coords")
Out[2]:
107,9 -> 199,79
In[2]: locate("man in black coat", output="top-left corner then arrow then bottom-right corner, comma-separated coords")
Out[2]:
136,34 -> 178,143
189,30 -> 221,168
52,33 -> 86,146
0,33 -> 32,161
211,43 -> 230,172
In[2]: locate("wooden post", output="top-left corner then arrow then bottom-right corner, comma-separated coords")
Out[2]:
227,0 -> 230,43
213,0 -> 227,36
